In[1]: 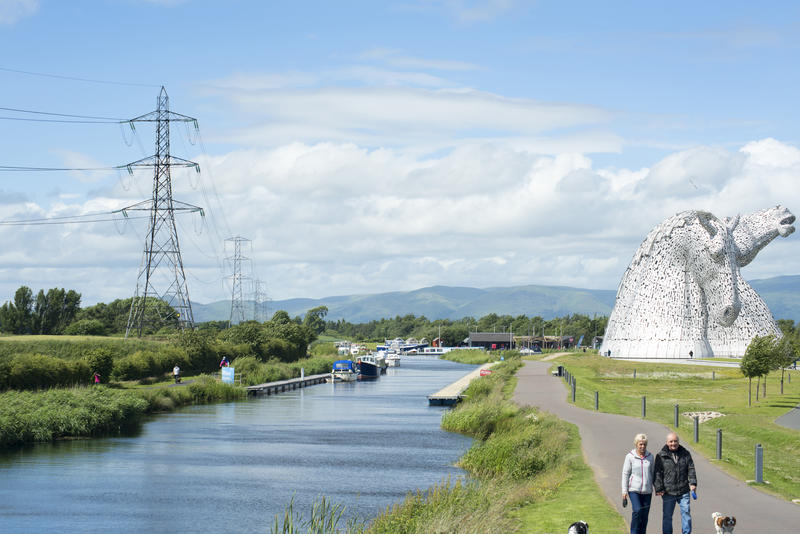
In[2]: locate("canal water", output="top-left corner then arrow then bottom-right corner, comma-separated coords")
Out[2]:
0,356 -> 474,533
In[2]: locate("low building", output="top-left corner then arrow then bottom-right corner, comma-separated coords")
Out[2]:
467,332 -> 515,350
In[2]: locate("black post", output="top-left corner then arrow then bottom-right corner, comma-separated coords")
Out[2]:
594,390 -> 599,411
693,416 -> 699,443
571,380 -> 576,403
712,370 -> 715,381
674,404 -> 679,427
641,396 -> 646,418
716,429 -> 722,460
633,368 -> 637,379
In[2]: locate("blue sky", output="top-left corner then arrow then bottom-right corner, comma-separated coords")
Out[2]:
0,0 -> 799,308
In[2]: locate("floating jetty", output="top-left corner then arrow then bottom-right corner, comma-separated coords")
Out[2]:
246,373 -> 329,396
428,363 -> 495,406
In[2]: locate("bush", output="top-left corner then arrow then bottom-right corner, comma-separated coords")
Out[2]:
63,319 -> 107,336
86,348 -> 114,383
1,353 -> 89,390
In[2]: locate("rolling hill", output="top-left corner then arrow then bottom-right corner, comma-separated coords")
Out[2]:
193,275 -> 800,324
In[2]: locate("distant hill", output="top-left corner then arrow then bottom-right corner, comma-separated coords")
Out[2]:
192,275 -> 800,324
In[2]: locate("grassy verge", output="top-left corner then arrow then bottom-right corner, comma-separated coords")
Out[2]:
0,375 -> 245,448
440,349 -> 508,365
554,353 -> 800,501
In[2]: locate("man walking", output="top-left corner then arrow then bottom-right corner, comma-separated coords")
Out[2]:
654,433 -> 696,534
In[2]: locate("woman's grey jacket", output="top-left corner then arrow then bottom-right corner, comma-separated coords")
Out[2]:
622,449 -> 655,494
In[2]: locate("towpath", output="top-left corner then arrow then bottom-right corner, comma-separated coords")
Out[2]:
513,359 -> 800,532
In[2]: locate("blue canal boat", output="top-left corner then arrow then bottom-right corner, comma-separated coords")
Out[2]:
356,354 -> 380,379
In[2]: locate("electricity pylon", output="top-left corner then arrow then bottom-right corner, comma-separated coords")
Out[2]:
121,87 -> 203,337
252,278 -> 267,322
226,236 -> 251,327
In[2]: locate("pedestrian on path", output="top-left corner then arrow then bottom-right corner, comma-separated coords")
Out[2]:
621,433 -> 654,534
654,432 -> 697,534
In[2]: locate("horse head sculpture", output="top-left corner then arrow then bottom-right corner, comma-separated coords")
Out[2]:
601,207 -> 792,359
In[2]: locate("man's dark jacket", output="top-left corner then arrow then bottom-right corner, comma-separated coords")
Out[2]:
653,444 -> 697,495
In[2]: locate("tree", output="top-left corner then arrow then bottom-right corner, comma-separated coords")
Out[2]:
775,336 -> 799,394
303,306 -> 328,335
741,336 -> 775,406
32,288 -> 81,334
271,310 -> 291,325
0,286 -> 34,334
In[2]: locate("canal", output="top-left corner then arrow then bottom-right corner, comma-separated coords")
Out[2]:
0,356 -> 475,533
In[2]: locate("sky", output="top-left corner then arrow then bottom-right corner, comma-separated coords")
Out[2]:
0,0 -> 799,308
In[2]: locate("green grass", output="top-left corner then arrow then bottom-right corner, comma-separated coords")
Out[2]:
553,353 -> 800,501
515,424 -> 627,533
440,349 -> 507,365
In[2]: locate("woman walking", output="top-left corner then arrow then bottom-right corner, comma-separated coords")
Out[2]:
622,433 -> 655,534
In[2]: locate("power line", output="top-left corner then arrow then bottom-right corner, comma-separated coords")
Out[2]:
0,116 -> 121,124
0,106 -> 123,121
0,66 -> 161,88
0,165 -> 120,171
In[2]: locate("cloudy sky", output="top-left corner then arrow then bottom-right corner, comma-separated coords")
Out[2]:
0,0 -> 799,307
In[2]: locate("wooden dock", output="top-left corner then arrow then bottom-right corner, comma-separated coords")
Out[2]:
428,363 -> 496,406
246,373 -> 329,397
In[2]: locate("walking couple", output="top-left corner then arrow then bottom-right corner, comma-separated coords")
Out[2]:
621,432 -> 697,534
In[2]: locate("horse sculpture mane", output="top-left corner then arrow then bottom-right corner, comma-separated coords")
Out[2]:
601,206 -> 795,359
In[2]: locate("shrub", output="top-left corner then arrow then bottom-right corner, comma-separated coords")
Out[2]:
85,348 -> 114,383
2,353 -> 88,390
63,319 -> 107,336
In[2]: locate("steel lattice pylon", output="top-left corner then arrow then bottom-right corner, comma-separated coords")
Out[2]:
226,236 -> 251,327
122,87 -> 203,337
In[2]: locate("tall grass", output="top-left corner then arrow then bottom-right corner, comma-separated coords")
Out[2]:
230,355 -> 336,386
0,377 -> 245,448
270,496 -> 367,534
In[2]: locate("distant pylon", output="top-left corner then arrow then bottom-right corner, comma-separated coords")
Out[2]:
252,278 -> 267,322
226,236 -> 251,327
121,87 -> 203,337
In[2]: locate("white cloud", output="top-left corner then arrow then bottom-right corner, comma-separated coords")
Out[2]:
0,0 -> 38,25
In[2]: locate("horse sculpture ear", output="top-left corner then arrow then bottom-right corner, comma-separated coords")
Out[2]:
726,214 -> 740,232
697,212 -> 718,238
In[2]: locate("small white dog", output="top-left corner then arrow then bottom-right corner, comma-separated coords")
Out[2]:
712,512 -> 736,533
567,521 -> 588,534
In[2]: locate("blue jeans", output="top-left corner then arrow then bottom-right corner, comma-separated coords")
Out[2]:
661,492 -> 691,534
628,492 -> 651,534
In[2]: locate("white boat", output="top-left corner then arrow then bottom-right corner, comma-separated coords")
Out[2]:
329,360 -> 357,382
386,353 -> 401,367
374,353 -> 388,373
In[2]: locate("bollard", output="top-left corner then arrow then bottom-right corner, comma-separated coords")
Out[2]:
594,391 -> 599,411
716,429 -> 722,460
674,404 -> 679,427
712,370 -> 715,381
633,369 -> 637,379
641,396 -> 646,418
693,416 -> 699,443
755,444 -> 764,483
571,380 -> 576,403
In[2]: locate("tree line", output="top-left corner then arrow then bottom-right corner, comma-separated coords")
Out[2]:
324,310 -> 609,346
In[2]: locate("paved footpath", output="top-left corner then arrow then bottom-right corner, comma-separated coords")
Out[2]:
513,360 -> 800,533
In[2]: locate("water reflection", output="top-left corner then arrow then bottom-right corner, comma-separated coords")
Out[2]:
0,356 -> 474,533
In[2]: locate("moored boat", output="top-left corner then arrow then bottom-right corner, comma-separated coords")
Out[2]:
357,354 -> 380,380
329,359 -> 357,382
386,353 -> 401,367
